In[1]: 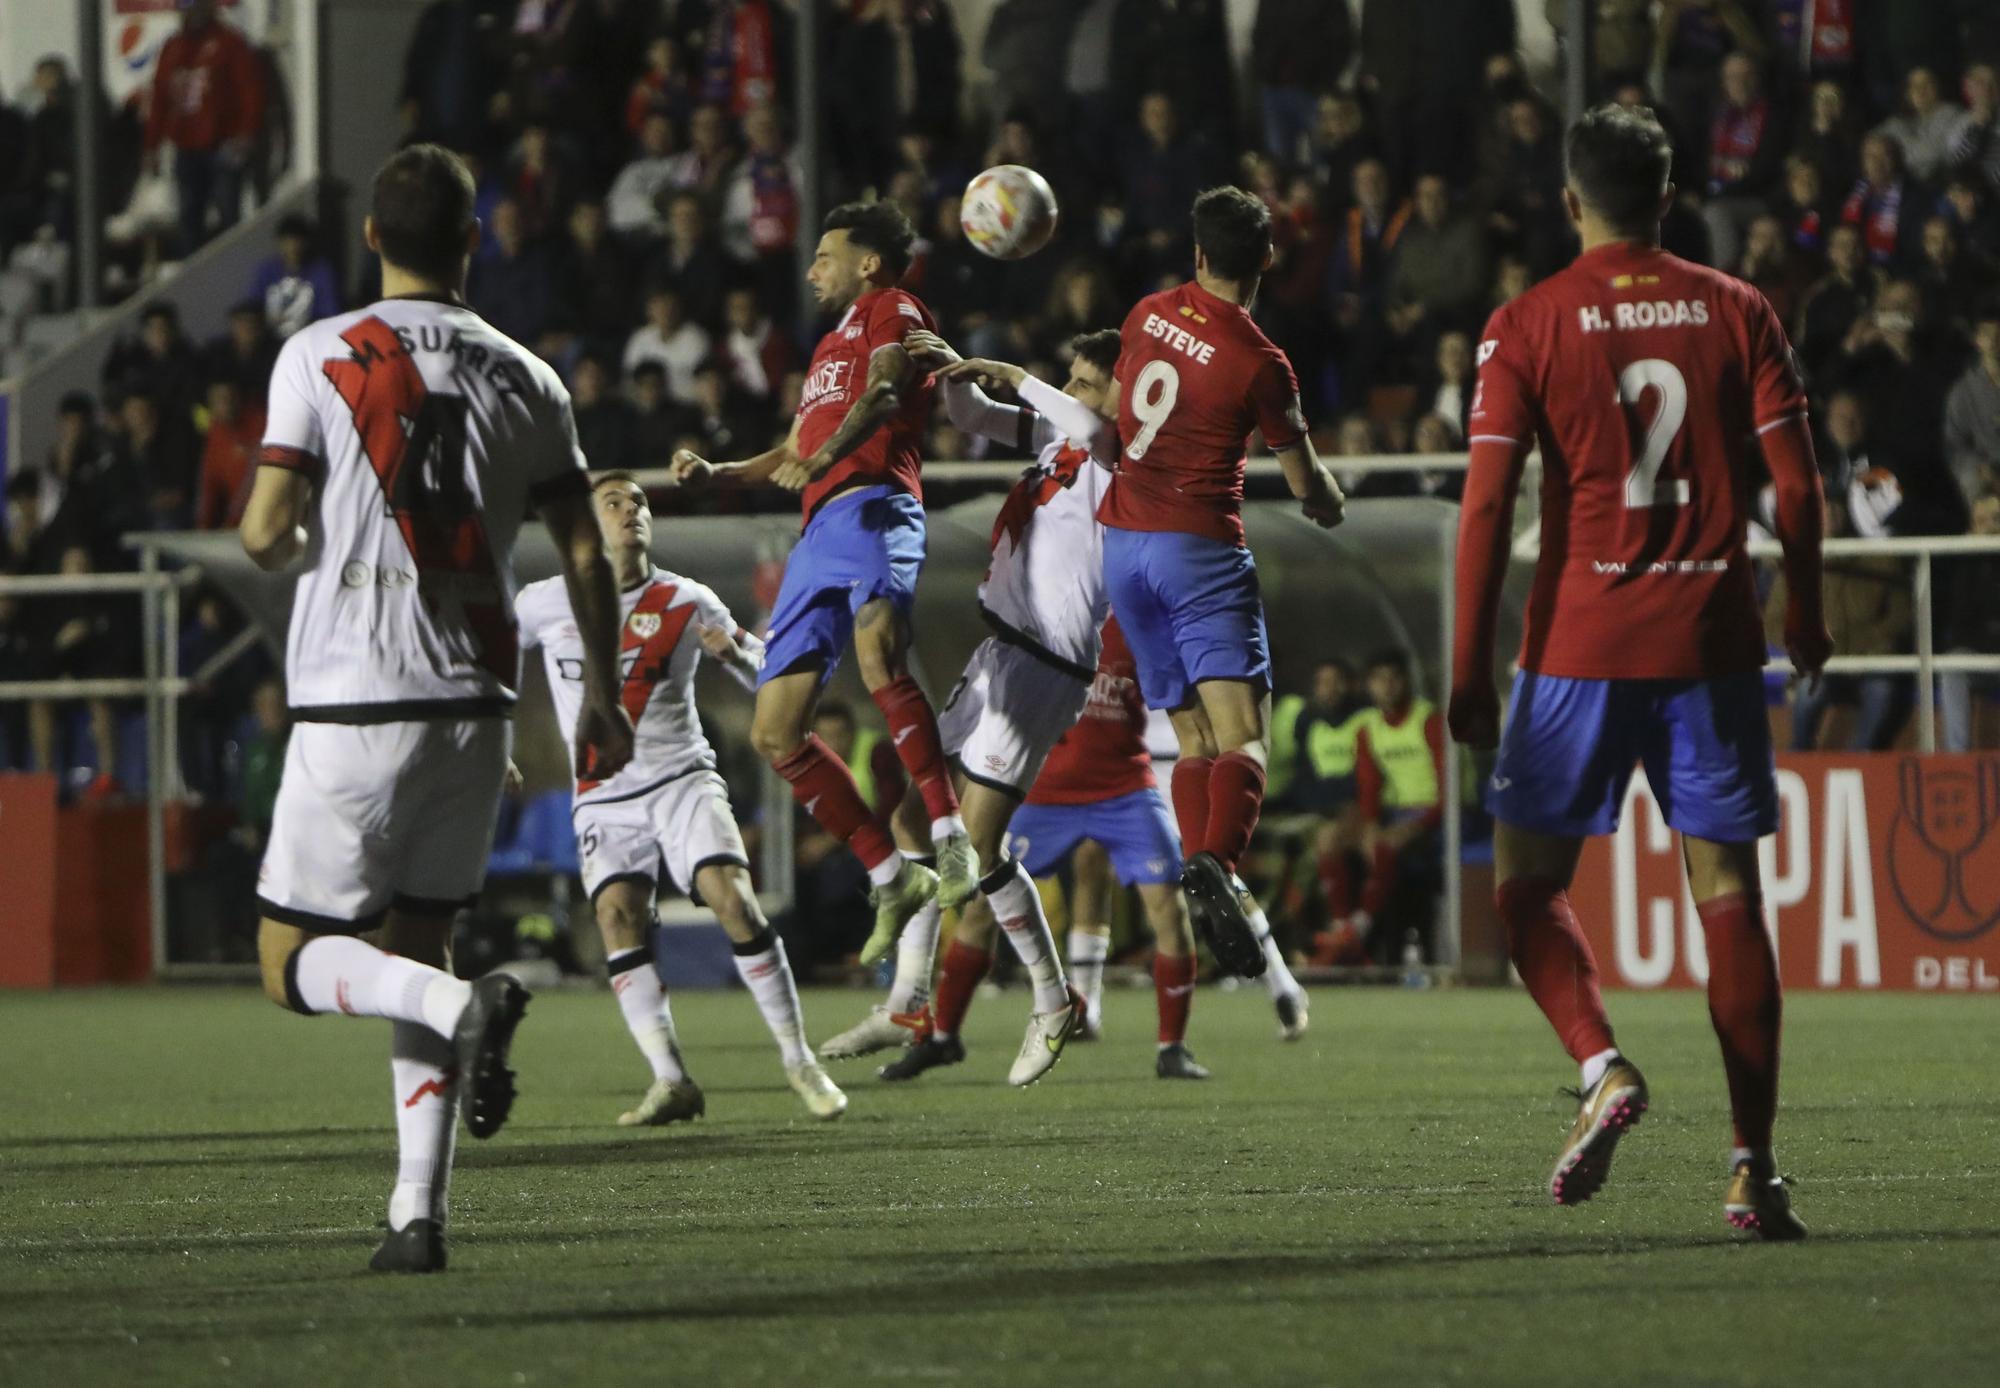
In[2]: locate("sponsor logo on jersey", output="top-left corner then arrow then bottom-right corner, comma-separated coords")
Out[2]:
1477,339 -> 1498,365
1590,558 -> 1728,574
801,358 -> 853,408
896,300 -> 922,320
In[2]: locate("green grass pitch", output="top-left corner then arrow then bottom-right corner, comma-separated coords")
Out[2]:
2,984 -> 1995,1386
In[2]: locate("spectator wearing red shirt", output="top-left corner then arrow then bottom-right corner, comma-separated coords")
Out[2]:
196,377 -> 265,530
145,0 -> 266,255
1701,53 -> 1786,271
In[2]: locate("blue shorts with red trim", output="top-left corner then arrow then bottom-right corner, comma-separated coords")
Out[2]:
1102,526 -> 1270,712
759,486 -> 926,689
1007,788 -> 1182,885
1487,669 -> 1779,842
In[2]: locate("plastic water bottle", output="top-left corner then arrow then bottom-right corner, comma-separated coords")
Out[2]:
1400,929 -> 1431,989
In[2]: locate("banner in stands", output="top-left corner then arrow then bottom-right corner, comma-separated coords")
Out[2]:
1568,753 -> 2000,993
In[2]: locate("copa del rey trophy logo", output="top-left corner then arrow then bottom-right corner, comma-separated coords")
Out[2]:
1889,759 -> 2000,943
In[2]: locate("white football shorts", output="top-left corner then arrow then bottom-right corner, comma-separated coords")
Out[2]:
257,718 -> 512,930
937,637 -> 1091,797
573,768 -> 749,902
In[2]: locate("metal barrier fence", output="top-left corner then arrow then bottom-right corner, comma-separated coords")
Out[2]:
6,464 -> 1999,979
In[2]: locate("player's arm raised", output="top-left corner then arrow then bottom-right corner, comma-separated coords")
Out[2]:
773,340 -> 916,491
239,466 -> 313,571
541,489 -> 635,779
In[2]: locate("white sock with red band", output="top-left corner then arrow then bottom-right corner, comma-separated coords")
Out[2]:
388,1021 -> 458,1232
292,935 -> 469,1039
986,860 -> 1069,1014
733,930 -> 810,1068
609,946 -> 685,1082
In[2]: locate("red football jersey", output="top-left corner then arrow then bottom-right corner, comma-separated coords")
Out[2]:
1469,241 -> 1806,679
1097,281 -> 1307,546
1025,617 -> 1155,805
796,286 -> 936,522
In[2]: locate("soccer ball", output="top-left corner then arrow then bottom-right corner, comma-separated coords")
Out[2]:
960,165 -> 1059,261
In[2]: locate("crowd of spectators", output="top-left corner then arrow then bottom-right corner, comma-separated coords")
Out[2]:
11,0 -> 2000,813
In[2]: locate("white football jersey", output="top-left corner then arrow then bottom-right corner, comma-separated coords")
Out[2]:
258,296 -> 588,716
516,567 -> 761,805
956,374 -> 1118,676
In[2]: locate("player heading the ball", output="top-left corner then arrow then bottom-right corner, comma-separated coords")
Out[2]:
672,201 -> 971,963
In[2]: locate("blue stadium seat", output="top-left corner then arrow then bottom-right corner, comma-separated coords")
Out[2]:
521,789 -> 579,875
485,794 -> 536,876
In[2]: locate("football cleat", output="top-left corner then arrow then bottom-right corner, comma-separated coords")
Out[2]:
1007,988 -> 1087,1088
861,859 -> 940,965
1181,852 -> 1267,978
1725,1160 -> 1808,1241
369,1219 -> 447,1274
877,1032 -> 965,1081
934,830 -> 981,911
1550,1058 -> 1649,1206
819,1005 -> 926,1060
454,973 -> 531,1140
1155,1043 -> 1211,1080
617,1076 -> 705,1127
786,1059 -> 849,1120
1274,989 -> 1309,1042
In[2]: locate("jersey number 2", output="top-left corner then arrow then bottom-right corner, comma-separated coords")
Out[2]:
1124,360 -> 1180,461
1618,358 -> 1689,508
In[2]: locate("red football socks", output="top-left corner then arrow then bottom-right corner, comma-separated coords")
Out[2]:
1697,891 -> 1783,1149
1170,755 -> 1212,852
771,735 -> 896,871
1153,952 -> 1196,1045
1317,848 -> 1354,921
871,676 -> 959,824
1359,838 -> 1399,918
1203,750 -> 1266,871
931,939 -> 992,1039
1497,877 -> 1616,1062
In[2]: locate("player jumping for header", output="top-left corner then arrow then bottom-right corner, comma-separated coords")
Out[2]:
1098,186 -> 1345,977
671,202 -> 970,963
1450,105 -> 1831,1238
818,327 -> 1123,1085
515,473 -> 846,1126
240,145 -> 635,1273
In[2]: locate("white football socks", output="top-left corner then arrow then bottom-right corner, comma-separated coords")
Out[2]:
1235,881 -> 1302,1000
1067,928 -> 1110,1028
889,899 -> 941,1014
609,946 -> 686,1083
733,930 -> 810,1068
931,814 -> 967,845
986,860 -> 1069,1014
1581,1047 -> 1621,1092
388,1021 -> 458,1232
292,934 -> 469,1039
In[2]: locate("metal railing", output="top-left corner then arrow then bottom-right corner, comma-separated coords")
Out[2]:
0,562 -> 206,971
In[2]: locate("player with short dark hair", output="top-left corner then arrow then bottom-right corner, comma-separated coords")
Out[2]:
1098,184 -> 1345,979
238,142 -> 635,1273
671,201 -> 971,964
1450,103 -> 1831,1238
515,473 -> 847,1126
